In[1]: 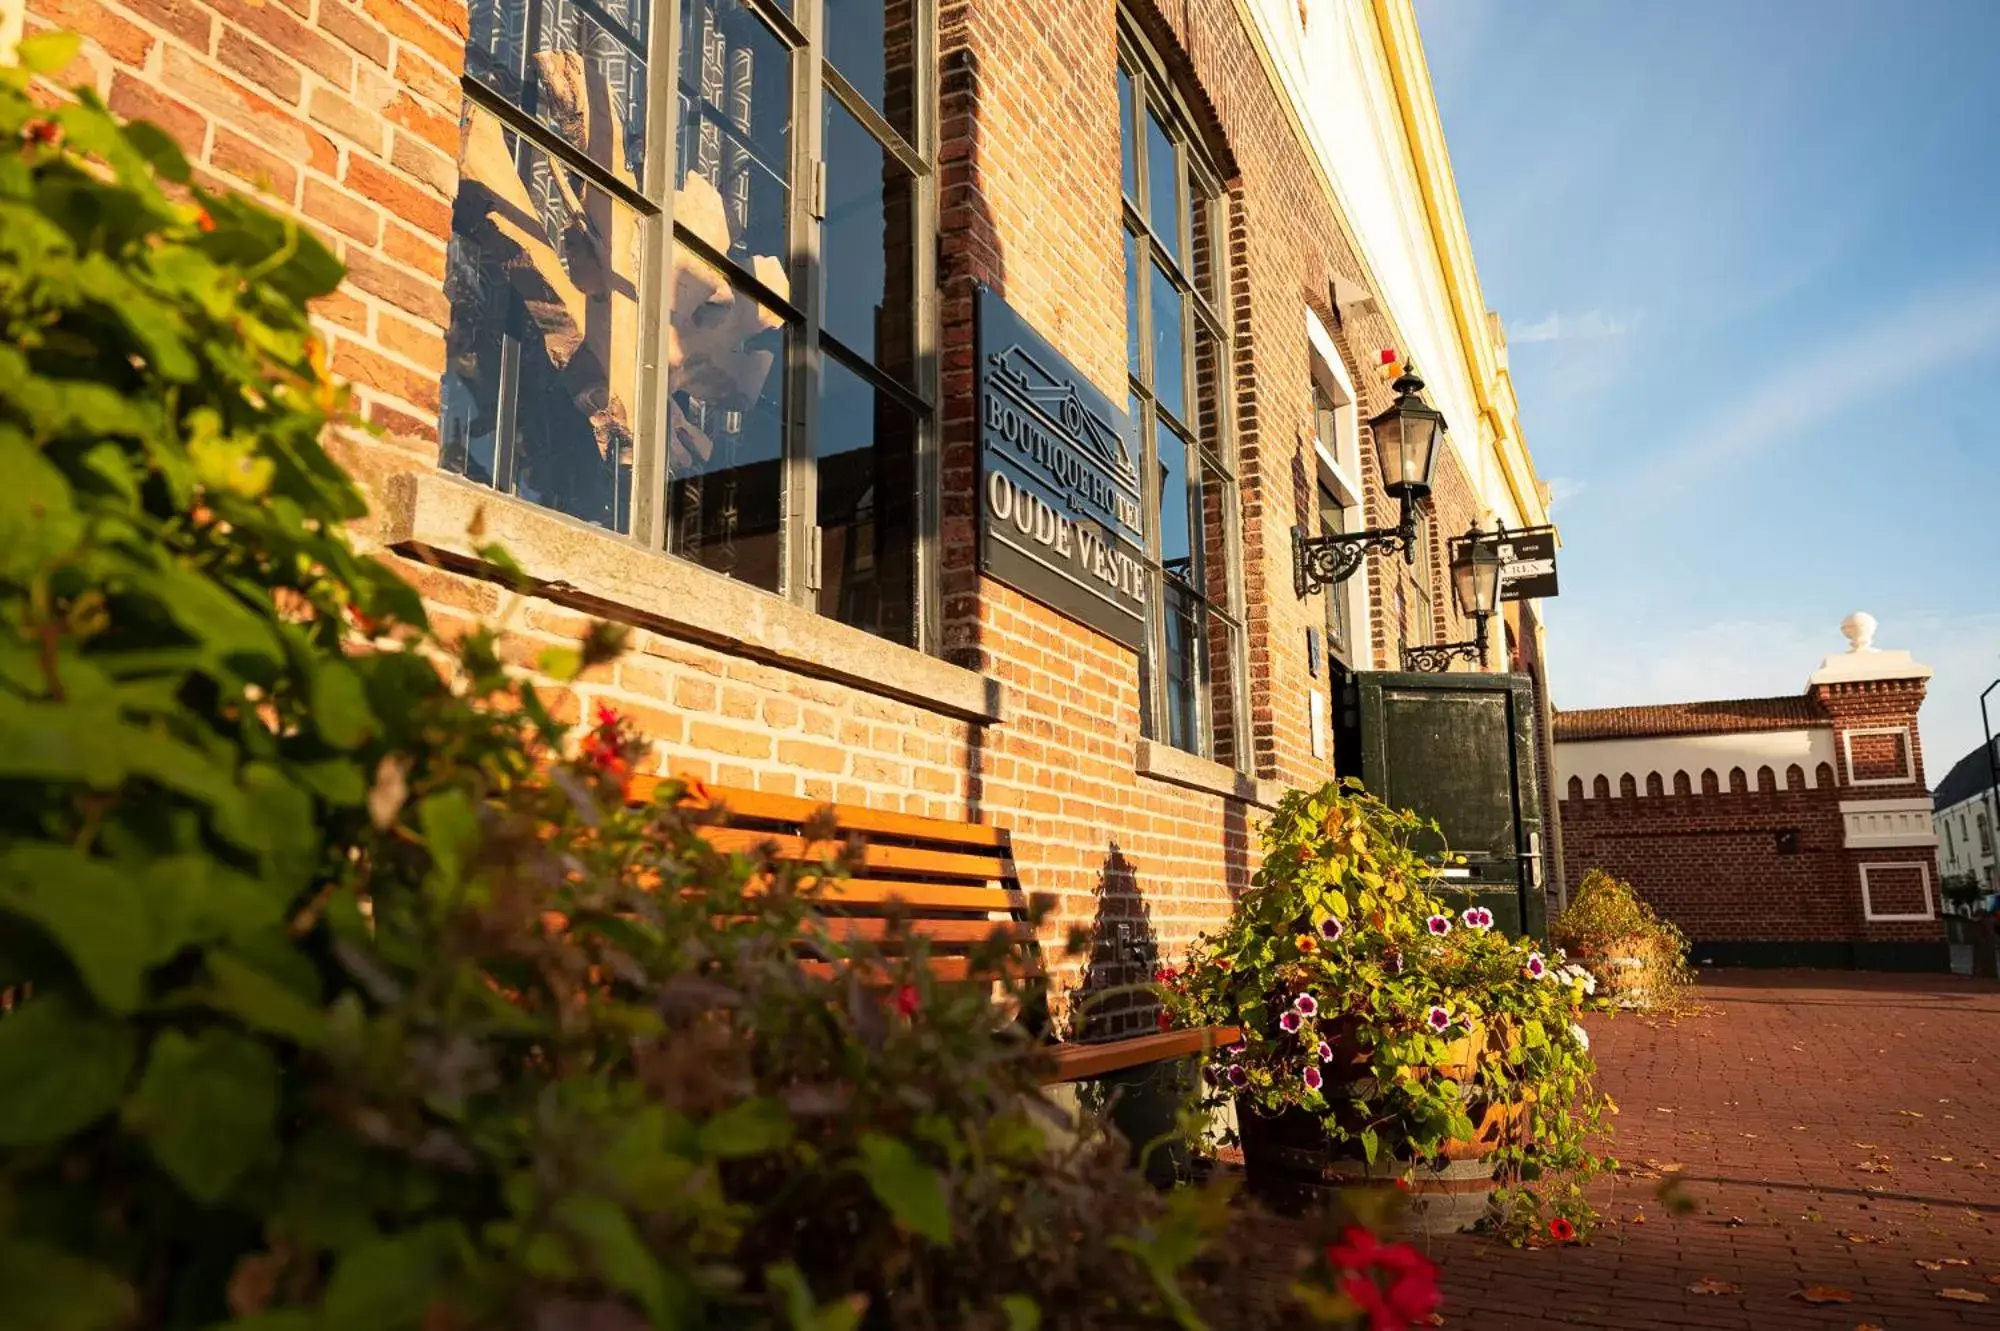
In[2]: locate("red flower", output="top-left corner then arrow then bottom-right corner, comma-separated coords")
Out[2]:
1156,1009 -> 1173,1031
346,603 -> 382,636
593,701 -> 622,730
20,119 -> 62,149
195,208 -> 216,233
1327,1227 -> 1439,1330
1548,1217 -> 1576,1243
893,985 -> 920,1018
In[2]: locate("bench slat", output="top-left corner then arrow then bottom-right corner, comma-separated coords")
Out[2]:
696,827 -> 1010,882
1039,1026 -> 1242,1085
629,776 -> 1009,849
749,876 -> 1023,913
805,918 -> 1035,946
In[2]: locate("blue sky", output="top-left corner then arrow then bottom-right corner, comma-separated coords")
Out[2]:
1414,0 -> 2000,774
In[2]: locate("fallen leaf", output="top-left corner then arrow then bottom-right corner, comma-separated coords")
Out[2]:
1931,1155 -> 1956,1162
1855,1323 -> 1885,1331
1721,1216 -> 1746,1227
1655,1107 -> 1676,1115
1899,1110 -> 1926,1118
1793,1286 -> 1855,1305
1856,1161 -> 1893,1174
1687,1277 -> 1742,1296
1990,1273 -> 2000,1285
1741,1132 -> 1759,1139
1923,1257 -> 1973,1268
1793,1124 -> 1809,1132
1939,1288 -> 1991,1303
1853,1142 -> 1878,1150
1625,1212 -> 1647,1224
1842,1231 -> 1884,1244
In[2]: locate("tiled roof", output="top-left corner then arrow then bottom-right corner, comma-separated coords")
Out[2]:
1554,695 -> 1826,742
1933,741 -> 2000,811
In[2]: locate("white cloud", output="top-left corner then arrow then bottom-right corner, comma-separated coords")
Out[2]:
1545,475 -> 1588,506
1622,276 -> 2000,497
1552,610 -> 2000,782
1508,309 -> 1634,344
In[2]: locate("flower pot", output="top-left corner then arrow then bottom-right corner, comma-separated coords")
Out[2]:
1439,1096 -> 1530,1162
1432,1022 -> 1487,1082
1584,937 -> 1660,1006
1235,1101 -> 1496,1231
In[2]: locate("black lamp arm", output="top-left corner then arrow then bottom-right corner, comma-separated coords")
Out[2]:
1291,500 -> 1420,597
1400,611 -> 1492,674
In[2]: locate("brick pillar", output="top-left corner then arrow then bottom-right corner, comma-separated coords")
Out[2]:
1806,613 -> 1948,971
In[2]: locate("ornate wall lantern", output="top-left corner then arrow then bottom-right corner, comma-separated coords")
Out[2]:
1291,363 -> 1445,596
1403,521 -> 1505,673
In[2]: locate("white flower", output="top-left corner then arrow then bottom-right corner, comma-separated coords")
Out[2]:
1570,1023 -> 1590,1052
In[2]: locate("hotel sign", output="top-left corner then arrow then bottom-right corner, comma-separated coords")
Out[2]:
1496,525 -> 1559,602
975,287 -> 1147,648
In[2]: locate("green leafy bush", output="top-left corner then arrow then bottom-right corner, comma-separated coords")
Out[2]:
0,44 -> 1352,1330
1159,782 -> 1613,1243
1549,868 -> 1693,1013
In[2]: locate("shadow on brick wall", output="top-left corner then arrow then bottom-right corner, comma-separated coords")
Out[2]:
1067,843 -> 1161,1042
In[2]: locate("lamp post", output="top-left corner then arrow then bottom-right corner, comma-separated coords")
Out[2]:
1292,362 -> 1445,596
1983,679 -> 2000,895
1402,521 -> 1505,673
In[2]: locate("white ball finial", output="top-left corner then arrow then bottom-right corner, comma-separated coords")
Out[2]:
1842,611 -> 1878,653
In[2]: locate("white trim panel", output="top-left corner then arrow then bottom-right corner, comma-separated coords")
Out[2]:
1859,861 -> 1935,923
1556,728 -> 1838,797
1842,725 -> 1916,788
1839,798 -> 1940,849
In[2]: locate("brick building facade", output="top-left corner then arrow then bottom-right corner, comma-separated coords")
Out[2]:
26,0 -> 1555,1030
1555,616 -> 1947,972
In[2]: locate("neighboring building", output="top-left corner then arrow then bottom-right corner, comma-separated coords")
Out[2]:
1554,615 -> 1947,972
1933,740 -> 2000,913
34,0 -> 1554,1027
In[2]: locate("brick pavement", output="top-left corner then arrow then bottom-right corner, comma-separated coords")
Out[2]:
1423,971 -> 2000,1329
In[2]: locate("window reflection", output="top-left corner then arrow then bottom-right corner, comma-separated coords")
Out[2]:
823,92 -> 917,384
818,353 -> 917,644
1150,262 -> 1185,421
1163,584 -> 1200,753
677,0 -> 793,273
465,0 -> 649,189
826,0 -> 918,144
667,244 -> 787,590
1145,107 -> 1180,262
441,104 -> 642,532
1124,228 -> 1141,378
1156,416 -> 1193,581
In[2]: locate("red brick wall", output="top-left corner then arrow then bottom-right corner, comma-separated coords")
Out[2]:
37,0 -> 1506,1027
1558,676 -> 1947,965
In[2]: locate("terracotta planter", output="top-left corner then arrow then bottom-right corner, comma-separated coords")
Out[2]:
1582,936 -> 1662,1005
1440,1095 -> 1532,1161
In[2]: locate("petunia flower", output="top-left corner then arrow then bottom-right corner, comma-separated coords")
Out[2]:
1427,914 -> 1452,936
1317,1041 -> 1334,1064
1227,1064 -> 1248,1087
1525,951 -> 1548,979
1569,1023 -> 1590,1052
1303,1065 -> 1323,1091
1279,1010 -> 1303,1034
1294,993 -> 1319,1016
1227,1041 -> 1247,1057
893,985 -> 920,1018
1462,905 -> 1495,930
1426,1005 -> 1451,1032
1321,916 -> 1344,941
1548,1217 -> 1575,1242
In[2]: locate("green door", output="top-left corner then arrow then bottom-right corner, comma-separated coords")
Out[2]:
1357,671 -> 1547,940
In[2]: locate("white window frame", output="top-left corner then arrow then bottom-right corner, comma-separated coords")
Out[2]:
1859,860 -> 1934,923
1305,307 -> 1369,666
1841,725 -> 1915,788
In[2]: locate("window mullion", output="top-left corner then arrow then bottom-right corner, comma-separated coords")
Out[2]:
787,18 -> 825,607
633,0 -> 682,552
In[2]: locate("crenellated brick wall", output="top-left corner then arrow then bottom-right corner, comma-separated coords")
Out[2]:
1555,641 -> 1947,972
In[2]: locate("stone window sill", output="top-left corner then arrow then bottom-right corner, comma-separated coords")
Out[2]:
1134,739 -> 1284,809
378,472 -> 1007,725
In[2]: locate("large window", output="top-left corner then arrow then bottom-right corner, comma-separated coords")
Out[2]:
443,0 -> 933,647
1118,26 -> 1246,764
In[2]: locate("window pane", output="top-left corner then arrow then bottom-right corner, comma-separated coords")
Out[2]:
822,93 -> 918,385
826,0 -> 918,144
1156,416 -> 1193,582
817,353 -> 918,645
1145,107 -> 1180,262
1199,466 -> 1233,611
1192,319 -> 1226,468
1118,64 -> 1137,200
667,243 -> 788,591
1124,228 -> 1141,380
1163,583 -> 1200,754
442,103 -> 641,533
1150,262 -> 1185,420
466,0 -> 651,189
676,0 -> 793,276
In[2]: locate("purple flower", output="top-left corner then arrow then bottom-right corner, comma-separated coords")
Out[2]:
1463,906 -> 1494,930
1317,1041 -> 1334,1064
1294,993 -> 1319,1016
1279,1010 -> 1303,1034
1426,1005 -> 1452,1032
1320,916 -> 1344,941
1303,1066 -> 1324,1091
1227,1041 -> 1247,1058
1526,951 -> 1548,980
1227,1064 -> 1249,1087
1426,914 -> 1452,936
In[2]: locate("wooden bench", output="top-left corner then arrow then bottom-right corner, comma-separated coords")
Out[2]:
625,775 -> 1238,1085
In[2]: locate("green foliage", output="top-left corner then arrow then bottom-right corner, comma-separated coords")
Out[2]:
0,57 -> 1353,1330
1550,869 -> 1694,1013
1159,781 -> 1613,1244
